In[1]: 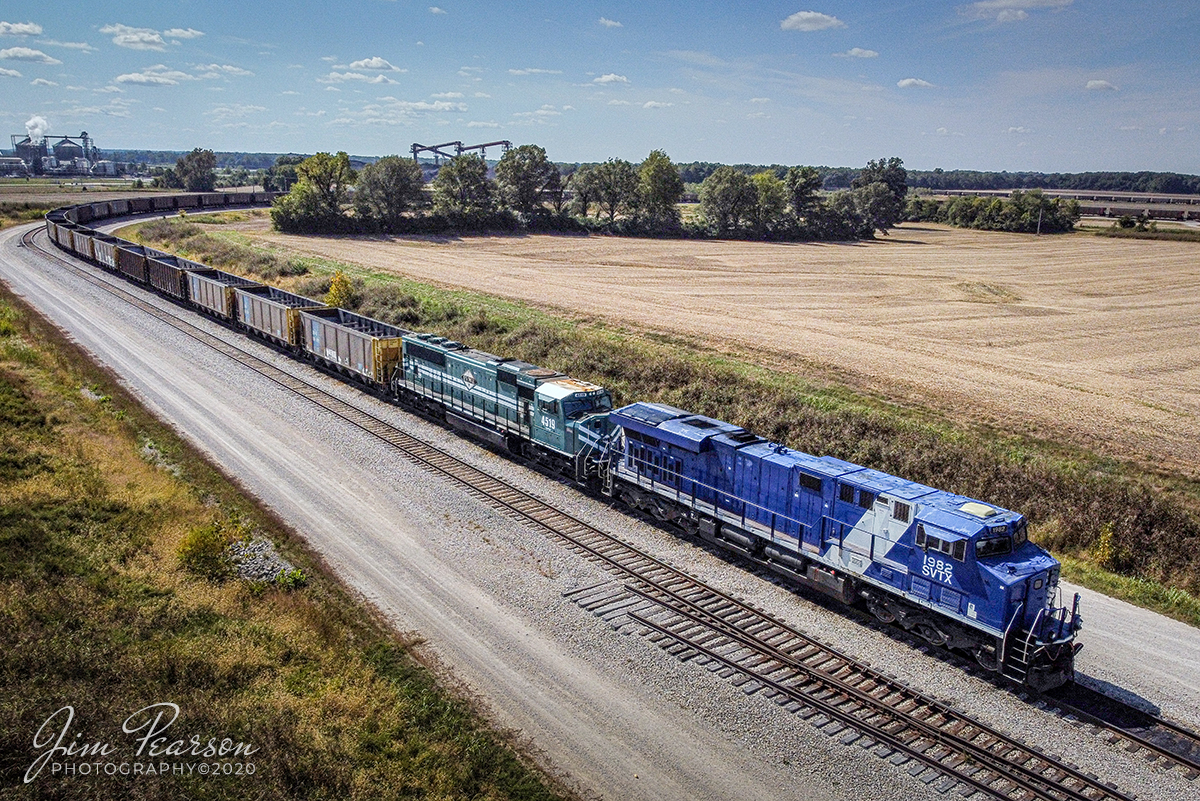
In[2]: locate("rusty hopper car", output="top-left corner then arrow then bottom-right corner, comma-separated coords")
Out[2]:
69,226 -> 95,261
186,268 -> 262,319
53,221 -> 77,249
147,252 -> 207,301
90,234 -> 121,270
298,307 -> 406,385
234,285 -> 326,347
152,195 -> 176,211
113,242 -> 165,284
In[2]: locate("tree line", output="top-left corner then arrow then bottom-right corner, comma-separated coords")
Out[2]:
269,146 -> 912,241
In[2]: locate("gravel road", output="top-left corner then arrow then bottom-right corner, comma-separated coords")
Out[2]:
3,221 -> 1197,801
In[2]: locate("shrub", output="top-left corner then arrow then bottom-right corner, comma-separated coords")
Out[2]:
177,518 -> 245,580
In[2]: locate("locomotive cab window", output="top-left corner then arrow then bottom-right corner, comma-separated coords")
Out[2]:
976,536 -> 1012,558
537,399 -> 559,414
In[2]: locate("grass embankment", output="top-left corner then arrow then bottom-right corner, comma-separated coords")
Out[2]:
125,215 -> 1200,627
1092,226 -> 1200,243
1,202 -> 55,231
0,291 -> 568,798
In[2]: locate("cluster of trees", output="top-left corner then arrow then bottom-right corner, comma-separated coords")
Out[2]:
151,148 -> 217,192
904,190 -> 1081,233
685,157 -> 908,239
269,146 -> 911,241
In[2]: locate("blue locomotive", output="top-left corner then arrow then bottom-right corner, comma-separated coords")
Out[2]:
597,402 -> 1081,691
43,198 -> 1082,691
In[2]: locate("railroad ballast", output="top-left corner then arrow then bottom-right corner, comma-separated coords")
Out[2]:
44,196 -> 1083,692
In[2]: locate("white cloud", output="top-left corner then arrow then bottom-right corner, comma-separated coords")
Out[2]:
964,1 -> 1072,22
1006,126 -> 1033,133
508,67 -> 562,76
162,28 -> 204,40
116,72 -> 179,86
780,11 -> 845,32
473,91 -> 490,97
30,77 -> 56,86
749,97 -> 770,103
196,63 -> 254,78
0,21 -> 43,36
114,64 -> 198,86
99,24 -> 203,50
607,99 -> 632,105
643,101 -> 673,108
37,39 -> 97,52
374,97 -> 466,112
593,73 -> 628,84
207,103 -> 266,120
836,47 -> 878,58
331,96 -> 468,127
897,77 -> 935,88
281,90 -> 300,95
467,120 -> 499,128
348,56 -> 402,71
429,6 -> 447,13
432,91 -> 464,98
935,127 -> 964,137
0,46 -> 61,64
318,71 -> 398,84
0,66 -> 21,77
63,97 -> 137,118
598,17 -> 622,28
514,104 -> 562,117
1086,79 -> 1117,91
99,24 -> 166,51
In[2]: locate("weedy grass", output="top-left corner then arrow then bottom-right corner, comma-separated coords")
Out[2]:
0,201 -> 55,230
0,290 -> 571,800
1092,227 -> 1200,243
131,217 -> 1200,624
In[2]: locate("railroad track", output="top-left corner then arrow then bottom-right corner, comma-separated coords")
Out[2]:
21,226 -> 1196,800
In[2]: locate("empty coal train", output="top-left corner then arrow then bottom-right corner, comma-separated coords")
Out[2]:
43,196 -> 1083,691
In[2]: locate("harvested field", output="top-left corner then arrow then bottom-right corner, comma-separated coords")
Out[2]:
205,220 -> 1200,475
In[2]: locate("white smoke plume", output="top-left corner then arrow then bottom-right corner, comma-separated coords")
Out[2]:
24,114 -> 49,142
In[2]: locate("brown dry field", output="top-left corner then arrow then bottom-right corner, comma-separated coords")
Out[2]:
211,219 -> 1200,476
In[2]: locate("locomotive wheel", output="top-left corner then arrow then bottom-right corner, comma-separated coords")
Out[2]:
914,622 -> 946,647
869,603 -> 896,624
974,648 -> 999,671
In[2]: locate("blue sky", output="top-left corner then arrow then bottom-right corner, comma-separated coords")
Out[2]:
2,1 -> 1197,172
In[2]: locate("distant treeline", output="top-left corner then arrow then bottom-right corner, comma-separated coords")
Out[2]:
906,169 -> 1200,195
669,163 -> 1200,195
106,150 -> 375,171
